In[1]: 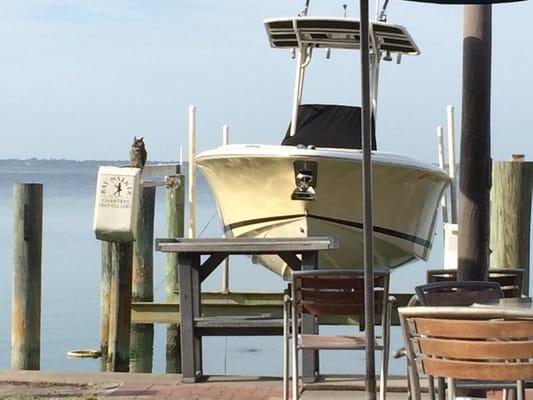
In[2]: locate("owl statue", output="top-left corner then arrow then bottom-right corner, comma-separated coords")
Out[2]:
129,136 -> 147,170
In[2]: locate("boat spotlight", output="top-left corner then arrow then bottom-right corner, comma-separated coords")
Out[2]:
291,160 -> 317,201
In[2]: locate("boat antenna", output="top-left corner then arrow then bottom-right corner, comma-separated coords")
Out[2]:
300,0 -> 310,16
377,0 -> 389,22
343,4 -> 348,17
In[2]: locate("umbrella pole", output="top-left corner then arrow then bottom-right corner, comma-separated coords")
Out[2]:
359,0 -> 377,398
457,4 -> 492,281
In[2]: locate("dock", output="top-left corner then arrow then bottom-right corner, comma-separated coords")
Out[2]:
0,370 -> 526,399
0,370 -> 415,399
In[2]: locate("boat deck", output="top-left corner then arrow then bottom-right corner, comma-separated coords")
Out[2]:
0,370 -> 519,399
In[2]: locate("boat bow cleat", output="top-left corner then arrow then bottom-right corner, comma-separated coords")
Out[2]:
291,160 -> 317,201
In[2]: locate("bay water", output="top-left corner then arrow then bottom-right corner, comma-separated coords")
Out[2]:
0,159 -> 447,376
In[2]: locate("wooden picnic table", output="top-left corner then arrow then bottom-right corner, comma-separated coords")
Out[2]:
155,236 -> 338,383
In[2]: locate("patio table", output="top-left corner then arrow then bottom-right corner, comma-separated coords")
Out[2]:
155,236 -> 338,382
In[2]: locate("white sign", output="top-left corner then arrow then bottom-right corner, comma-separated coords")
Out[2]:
93,166 -> 141,242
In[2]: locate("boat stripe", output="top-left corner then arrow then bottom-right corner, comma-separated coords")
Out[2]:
224,213 -> 432,249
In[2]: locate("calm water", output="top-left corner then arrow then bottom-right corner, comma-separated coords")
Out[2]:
0,159 -> 449,375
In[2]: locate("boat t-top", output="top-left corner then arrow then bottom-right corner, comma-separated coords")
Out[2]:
196,4 -> 449,278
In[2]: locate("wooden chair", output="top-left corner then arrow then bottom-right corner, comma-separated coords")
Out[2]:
399,307 -> 533,400
283,270 -> 394,400
426,268 -> 524,298
414,280 -> 508,400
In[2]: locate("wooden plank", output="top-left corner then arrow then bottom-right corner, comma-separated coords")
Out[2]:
421,357 -> 533,381
177,252 -> 197,382
300,250 -> 319,383
303,303 -> 366,316
131,292 -> 414,325
141,163 -> 180,178
195,316 -> 283,327
413,317 -> 533,339
277,252 -> 300,269
417,337 -> 533,359
300,334 -> 368,350
196,326 -> 282,336
199,253 -> 228,282
195,316 -> 283,336
191,254 -> 203,379
300,276 -> 385,290
301,290 -> 369,303
155,237 -> 338,254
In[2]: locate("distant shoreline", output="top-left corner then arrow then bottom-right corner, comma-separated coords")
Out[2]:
0,159 -> 182,167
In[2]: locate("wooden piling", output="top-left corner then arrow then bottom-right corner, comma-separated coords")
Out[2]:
490,155 -> 533,295
130,186 -> 156,373
99,241 -> 113,371
11,183 -> 43,370
165,175 -> 184,373
107,242 -> 133,372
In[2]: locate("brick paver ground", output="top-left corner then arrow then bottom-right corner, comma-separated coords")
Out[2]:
0,370 -> 530,399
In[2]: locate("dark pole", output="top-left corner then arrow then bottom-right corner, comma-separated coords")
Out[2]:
457,4 -> 492,281
359,0 -> 377,398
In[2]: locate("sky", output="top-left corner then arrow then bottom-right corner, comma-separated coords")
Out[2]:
0,0 -> 531,163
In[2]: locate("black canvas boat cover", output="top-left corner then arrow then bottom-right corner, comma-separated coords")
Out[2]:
282,104 -> 376,150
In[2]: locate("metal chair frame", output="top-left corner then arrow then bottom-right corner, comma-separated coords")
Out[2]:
416,280 -> 504,307
415,280 -> 514,400
426,268 -> 524,298
283,269 -> 394,400
399,307 -> 533,400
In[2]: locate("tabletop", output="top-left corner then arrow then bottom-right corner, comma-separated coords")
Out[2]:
399,300 -> 533,319
155,236 -> 338,254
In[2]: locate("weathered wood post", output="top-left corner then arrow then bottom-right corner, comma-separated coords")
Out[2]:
130,186 -> 156,372
107,242 -> 134,372
165,175 -> 184,373
11,183 -> 43,370
99,241 -> 112,371
490,155 -> 533,295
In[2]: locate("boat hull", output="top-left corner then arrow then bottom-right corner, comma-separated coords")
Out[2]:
196,145 -> 449,278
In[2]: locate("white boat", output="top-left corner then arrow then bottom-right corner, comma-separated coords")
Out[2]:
196,13 -> 449,278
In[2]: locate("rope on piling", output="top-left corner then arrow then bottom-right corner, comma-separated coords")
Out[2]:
67,349 -> 102,359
